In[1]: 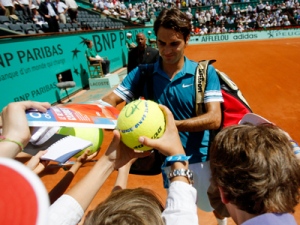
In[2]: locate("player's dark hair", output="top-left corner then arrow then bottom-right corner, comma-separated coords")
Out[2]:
154,8 -> 191,42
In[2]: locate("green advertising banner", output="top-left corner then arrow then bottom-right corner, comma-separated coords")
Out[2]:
0,28 -> 153,109
189,28 -> 300,44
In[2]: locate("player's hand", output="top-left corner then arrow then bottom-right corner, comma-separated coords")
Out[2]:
138,105 -> 185,156
1,101 -> 50,147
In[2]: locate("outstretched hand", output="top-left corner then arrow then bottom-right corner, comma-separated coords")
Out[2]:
138,105 -> 185,157
105,129 -> 151,170
26,150 -> 50,174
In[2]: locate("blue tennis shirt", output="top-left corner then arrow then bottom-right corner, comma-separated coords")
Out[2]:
114,57 -> 223,163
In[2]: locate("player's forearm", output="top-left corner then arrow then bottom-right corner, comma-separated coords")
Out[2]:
176,101 -> 222,132
102,92 -> 123,107
175,113 -> 221,132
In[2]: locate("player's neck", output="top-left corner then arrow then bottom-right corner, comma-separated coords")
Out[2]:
162,57 -> 185,79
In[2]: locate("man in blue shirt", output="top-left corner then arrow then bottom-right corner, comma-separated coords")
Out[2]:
102,8 -> 225,225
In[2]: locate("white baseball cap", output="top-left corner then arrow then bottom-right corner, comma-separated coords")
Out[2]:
31,4 -> 38,9
239,113 -> 272,125
126,33 -> 132,36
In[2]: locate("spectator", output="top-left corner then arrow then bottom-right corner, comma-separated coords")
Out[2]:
215,25 -> 221,33
194,25 -> 200,34
102,7 -> 226,225
125,32 -> 136,50
0,0 -> 16,17
198,14 -> 207,26
210,5 -> 217,17
265,1 -> 271,12
129,6 -> 136,18
257,1 -> 265,13
31,0 -> 40,7
283,16 -> 291,25
98,0 -> 104,11
224,3 -> 233,16
195,9 -> 199,20
236,22 -> 244,32
31,4 -> 46,25
127,32 -> 159,73
210,115 -> 300,225
54,0 -> 68,24
146,30 -> 155,46
185,7 -> 193,19
38,0 -> 59,32
85,39 -> 110,75
15,0 -> 32,19
247,3 -> 253,14
119,0 -> 126,10
0,2 -> 5,15
205,9 -> 211,26
102,6 -> 111,15
227,15 -> 235,24
221,25 -> 227,33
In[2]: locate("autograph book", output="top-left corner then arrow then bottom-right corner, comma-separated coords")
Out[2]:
41,135 -> 93,163
26,101 -> 119,129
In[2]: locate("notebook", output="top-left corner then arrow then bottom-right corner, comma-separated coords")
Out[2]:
41,135 -> 93,163
24,133 -> 67,156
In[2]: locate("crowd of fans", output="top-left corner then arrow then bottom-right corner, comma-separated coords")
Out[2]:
0,0 -> 78,32
188,0 -> 300,34
1,0 -> 299,34
90,0 -> 300,34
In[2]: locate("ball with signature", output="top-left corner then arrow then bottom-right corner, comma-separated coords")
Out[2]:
117,99 -> 166,151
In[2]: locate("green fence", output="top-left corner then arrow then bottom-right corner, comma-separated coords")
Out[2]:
0,27 -> 153,109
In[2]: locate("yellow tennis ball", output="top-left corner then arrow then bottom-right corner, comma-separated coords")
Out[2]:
57,127 -> 104,157
117,99 -> 166,151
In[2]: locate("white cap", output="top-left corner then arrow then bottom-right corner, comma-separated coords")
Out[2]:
148,30 -> 152,34
239,113 -> 272,125
126,33 -> 132,36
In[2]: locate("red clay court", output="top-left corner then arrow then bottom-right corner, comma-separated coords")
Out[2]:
40,37 -> 300,225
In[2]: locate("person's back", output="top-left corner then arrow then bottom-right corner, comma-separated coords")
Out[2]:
210,123 -> 300,225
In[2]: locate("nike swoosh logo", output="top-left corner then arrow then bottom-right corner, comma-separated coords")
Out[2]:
182,84 -> 193,88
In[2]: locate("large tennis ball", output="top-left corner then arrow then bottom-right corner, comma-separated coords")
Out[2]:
117,99 -> 166,151
57,127 -> 104,157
